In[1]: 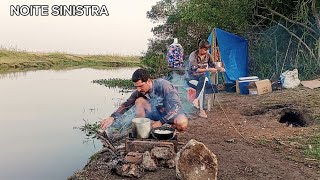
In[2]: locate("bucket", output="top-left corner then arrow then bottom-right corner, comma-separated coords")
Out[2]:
131,118 -> 151,139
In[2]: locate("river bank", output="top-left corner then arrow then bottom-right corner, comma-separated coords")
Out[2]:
0,49 -> 140,73
70,87 -> 320,179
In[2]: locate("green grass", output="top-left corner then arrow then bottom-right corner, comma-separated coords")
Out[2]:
0,49 -> 141,72
304,134 -> 320,159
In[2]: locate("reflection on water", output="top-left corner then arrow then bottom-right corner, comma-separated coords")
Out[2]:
0,71 -> 28,80
0,68 -> 136,180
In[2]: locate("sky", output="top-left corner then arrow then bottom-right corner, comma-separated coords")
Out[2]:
0,0 -> 158,55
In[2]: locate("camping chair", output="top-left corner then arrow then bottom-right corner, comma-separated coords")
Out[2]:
186,72 -> 218,111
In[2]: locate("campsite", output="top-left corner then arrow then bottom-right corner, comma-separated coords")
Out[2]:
69,86 -> 320,179
70,27 -> 320,179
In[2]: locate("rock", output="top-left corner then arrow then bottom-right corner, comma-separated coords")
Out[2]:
157,159 -> 176,169
142,151 -> 157,171
289,142 -> 303,148
124,152 -> 143,164
114,162 -> 144,178
176,139 -> 218,180
158,159 -> 167,167
167,159 -> 176,169
151,146 -> 175,160
225,139 -> 235,143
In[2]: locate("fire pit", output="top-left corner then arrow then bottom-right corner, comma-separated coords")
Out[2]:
125,129 -> 178,153
108,130 -> 180,178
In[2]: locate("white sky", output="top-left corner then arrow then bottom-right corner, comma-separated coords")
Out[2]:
0,0 -> 158,55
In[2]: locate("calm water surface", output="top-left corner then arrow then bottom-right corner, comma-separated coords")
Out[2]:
0,68 -> 135,180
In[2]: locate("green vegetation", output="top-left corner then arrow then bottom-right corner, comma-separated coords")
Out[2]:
0,49 -> 140,72
287,133 -> 320,160
304,134 -> 320,159
76,119 -> 101,137
143,0 -> 320,80
92,78 -> 133,91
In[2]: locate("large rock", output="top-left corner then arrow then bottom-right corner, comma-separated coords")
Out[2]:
176,139 -> 218,180
142,151 -> 157,171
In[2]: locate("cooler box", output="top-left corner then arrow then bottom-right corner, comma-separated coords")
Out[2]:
237,77 -> 259,94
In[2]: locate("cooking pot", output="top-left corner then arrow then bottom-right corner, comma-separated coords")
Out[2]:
151,126 -> 175,140
131,118 -> 151,139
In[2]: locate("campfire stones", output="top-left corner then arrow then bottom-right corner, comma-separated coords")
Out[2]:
158,159 -> 176,169
142,151 -> 157,171
115,136 -> 179,178
125,139 -> 175,153
124,152 -> 143,164
176,139 -> 218,180
115,145 -> 176,177
114,162 -> 144,178
167,159 -> 176,168
151,146 -> 175,160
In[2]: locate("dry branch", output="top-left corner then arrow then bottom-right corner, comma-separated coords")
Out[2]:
259,6 -> 320,36
311,0 -> 320,30
96,132 -> 117,153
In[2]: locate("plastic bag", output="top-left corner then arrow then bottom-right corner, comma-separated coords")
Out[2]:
280,69 -> 300,89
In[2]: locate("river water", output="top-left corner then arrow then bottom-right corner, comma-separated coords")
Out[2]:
0,68 -> 135,180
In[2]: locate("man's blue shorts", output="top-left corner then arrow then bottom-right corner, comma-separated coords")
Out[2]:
145,106 -> 185,125
145,105 -> 168,124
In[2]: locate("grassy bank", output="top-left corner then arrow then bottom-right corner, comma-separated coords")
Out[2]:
0,49 -> 140,72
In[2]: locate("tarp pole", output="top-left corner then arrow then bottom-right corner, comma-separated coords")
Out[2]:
211,28 -> 215,61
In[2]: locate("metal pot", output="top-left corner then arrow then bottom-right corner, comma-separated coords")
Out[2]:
131,118 -> 151,139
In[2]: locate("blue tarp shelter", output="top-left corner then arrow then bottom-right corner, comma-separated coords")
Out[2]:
207,28 -> 248,83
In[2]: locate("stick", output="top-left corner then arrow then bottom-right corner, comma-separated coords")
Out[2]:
281,35 -> 292,73
96,132 -> 117,153
275,36 -> 278,75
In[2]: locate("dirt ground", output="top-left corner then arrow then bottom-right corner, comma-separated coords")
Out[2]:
70,87 -> 320,180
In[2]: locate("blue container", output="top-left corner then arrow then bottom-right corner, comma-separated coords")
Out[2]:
238,79 -> 259,94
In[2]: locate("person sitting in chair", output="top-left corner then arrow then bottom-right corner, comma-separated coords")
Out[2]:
100,68 -> 188,132
187,39 -> 225,118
